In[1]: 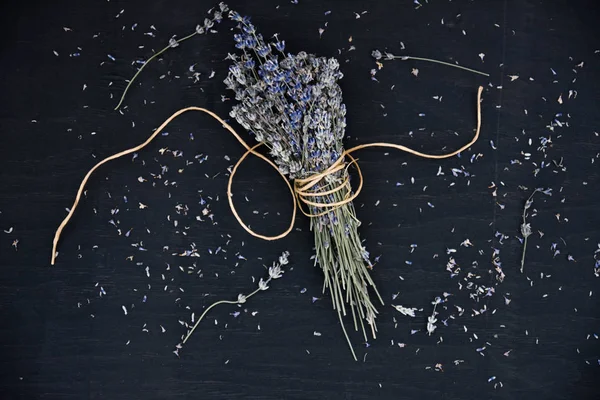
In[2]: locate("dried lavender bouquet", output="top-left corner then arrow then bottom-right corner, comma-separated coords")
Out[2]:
224,11 -> 382,359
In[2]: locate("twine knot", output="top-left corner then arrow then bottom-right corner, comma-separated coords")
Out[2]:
293,154 -> 362,218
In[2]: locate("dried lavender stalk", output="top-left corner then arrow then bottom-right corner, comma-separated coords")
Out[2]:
114,3 -> 228,111
371,49 -> 489,77
520,187 -> 552,273
180,251 -> 289,350
312,174 -> 383,360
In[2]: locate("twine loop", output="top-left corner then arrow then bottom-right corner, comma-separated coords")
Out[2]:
50,86 -> 483,265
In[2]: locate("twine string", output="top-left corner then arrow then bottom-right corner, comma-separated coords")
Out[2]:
50,86 -> 483,265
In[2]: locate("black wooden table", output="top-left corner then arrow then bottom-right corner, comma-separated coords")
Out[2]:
1,1 -> 599,399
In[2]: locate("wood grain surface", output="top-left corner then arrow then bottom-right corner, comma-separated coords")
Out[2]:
0,0 -> 599,399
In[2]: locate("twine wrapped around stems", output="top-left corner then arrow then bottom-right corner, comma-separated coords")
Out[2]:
50,86 -> 482,265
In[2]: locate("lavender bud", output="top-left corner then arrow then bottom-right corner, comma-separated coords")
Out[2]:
269,264 -> 284,279
229,10 -> 243,21
521,223 -> 532,238
257,45 -> 271,57
274,40 -> 285,52
243,23 -> 256,34
204,18 -> 214,29
278,251 -> 290,265
327,58 -> 339,70
258,278 -> 269,291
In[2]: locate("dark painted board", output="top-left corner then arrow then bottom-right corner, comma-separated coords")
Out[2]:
0,0 -> 599,399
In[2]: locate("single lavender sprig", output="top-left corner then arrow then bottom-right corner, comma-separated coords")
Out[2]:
114,2 -> 229,110
427,297 -> 442,336
520,188 -> 552,273
180,251 -> 289,346
371,49 -> 490,77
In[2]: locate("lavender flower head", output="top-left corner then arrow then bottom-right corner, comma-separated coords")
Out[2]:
225,11 -> 347,180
